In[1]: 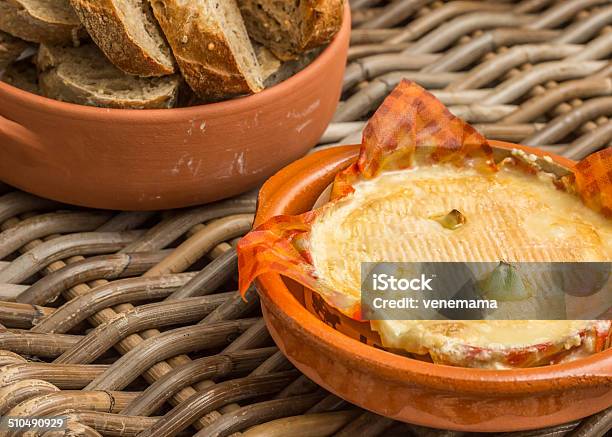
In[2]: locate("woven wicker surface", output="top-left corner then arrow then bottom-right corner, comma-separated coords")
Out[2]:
1,0 -> 611,436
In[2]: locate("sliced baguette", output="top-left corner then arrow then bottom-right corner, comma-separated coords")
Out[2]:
238,0 -> 343,60
37,43 -> 180,109
0,30 -> 29,70
1,57 -> 39,94
69,0 -> 175,77
149,0 -> 263,101
0,0 -> 83,44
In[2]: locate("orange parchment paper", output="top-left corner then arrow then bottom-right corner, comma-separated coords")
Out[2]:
238,79 -> 612,321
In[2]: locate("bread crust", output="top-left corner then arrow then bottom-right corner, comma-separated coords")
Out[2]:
0,30 -> 29,70
150,0 -> 262,101
70,0 -> 175,77
238,0 -> 343,61
37,44 -> 180,109
238,0 -> 299,61
39,70 -> 179,108
300,0 -> 344,51
0,0 -> 83,44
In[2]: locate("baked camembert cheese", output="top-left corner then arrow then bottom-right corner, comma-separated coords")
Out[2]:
308,160 -> 611,368
238,80 -> 612,369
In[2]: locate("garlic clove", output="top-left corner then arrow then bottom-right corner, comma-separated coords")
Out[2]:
431,209 -> 466,230
478,261 -> 532,302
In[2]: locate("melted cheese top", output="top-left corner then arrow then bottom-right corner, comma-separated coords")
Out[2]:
309,164 -> 611,359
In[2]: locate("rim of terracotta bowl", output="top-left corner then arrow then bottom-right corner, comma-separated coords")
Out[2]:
255,140 -> 612,394
0,4 -> 351,121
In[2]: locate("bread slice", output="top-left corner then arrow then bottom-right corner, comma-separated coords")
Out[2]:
1,57 -> 39,94
0,30 -> 29,70
239,1 -> 299,61
149,0 -> 263,101
238,0 -> 343,61
255,44 -> 281,82
0,0 -> 83,44
37,43 -> 180,109
69,0 -> 175,77
177,45 -> 277,107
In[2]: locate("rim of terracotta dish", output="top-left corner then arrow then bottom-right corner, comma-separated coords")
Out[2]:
0,5 -> 351,122
256,141 -> 612,393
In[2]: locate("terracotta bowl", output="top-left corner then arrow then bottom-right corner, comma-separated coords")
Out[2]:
252,141 -> 612,433
0,7 -> 350,211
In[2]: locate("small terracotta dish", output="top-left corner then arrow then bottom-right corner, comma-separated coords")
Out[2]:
246,143 -> 612,432
239,81 -> 612,432
0,7 -> 350,211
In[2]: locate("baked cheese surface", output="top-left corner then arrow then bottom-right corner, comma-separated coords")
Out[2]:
308,163 -> 611,363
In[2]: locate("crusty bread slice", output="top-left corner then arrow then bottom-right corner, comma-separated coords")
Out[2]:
238,0 -> 343,60
178,45 -> 278,107
239,1 -> 299,61
1,57 -> 40,94
69,0 -> 175,77
0,0 -> 83,44
149,0 -> 263,101
37,43 -> 180,109
0,30 -> 29,70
